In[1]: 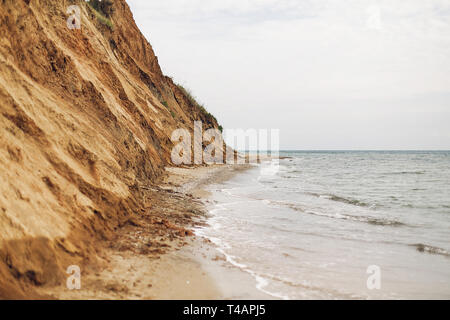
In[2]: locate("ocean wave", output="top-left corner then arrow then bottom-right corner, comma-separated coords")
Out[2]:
269,200 -> 406,227
307,192 -> 372,208
281,175 -> 298,179
327,194 -> 371,207
264,274 -> 363,300
387,171 -> 426,175
308,210 -> 405,227
409,243 -> 450,258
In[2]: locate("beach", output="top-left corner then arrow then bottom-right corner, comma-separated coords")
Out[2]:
13,152 -> 450,300
36,164 -> 271,300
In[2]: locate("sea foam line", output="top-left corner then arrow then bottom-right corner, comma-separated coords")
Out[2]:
195,202 -> 290,300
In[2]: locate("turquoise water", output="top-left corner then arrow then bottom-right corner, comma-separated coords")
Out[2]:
196,151 -> 450,299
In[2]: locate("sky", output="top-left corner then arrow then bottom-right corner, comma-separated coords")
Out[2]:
127,0 -> 450,150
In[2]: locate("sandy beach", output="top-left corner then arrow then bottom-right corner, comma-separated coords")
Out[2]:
35,164 -> 271,300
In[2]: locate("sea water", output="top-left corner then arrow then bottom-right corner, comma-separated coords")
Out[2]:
195,151 -> 450,299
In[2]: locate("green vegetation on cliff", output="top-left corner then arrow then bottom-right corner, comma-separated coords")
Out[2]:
176,84 -> 222,131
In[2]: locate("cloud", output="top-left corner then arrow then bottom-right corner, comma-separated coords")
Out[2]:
128,0 -> 323,21
127,0 -> 450,149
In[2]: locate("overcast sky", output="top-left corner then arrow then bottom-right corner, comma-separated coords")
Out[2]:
127,0 -> 450,150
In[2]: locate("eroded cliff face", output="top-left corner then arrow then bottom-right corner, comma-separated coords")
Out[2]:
0,0 -> 219,298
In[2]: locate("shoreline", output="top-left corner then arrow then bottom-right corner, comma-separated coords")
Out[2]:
166,164 -> 275,300
37,163 -> 272,300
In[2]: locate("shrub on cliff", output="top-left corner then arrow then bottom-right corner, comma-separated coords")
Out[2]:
87,0 -> 114,17
176,84 -> 220,126
87,0 -> 114,29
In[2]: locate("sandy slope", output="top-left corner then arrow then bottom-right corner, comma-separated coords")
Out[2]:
34,166 -> 223,300
35,164 -> 271,300
34,165 -> 233,300
0,0 -> 221,298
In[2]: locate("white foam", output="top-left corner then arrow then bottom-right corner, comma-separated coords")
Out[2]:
214,241 -> 290,300
197,205 -> 291,300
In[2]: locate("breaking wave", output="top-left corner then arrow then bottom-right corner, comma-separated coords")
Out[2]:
410,244 -> 450,258
269,200 -> 406,227
307,192 -> 372,208
387,171 -> 426,175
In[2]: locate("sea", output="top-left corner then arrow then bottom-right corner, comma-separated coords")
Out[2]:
195,151 -> 450,299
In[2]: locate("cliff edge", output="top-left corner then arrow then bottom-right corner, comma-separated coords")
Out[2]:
0,0 -> 220,298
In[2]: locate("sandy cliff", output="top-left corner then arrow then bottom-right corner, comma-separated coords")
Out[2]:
0,0 -> 220,298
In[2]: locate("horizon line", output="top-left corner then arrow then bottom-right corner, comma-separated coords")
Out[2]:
242,149 -> 450,152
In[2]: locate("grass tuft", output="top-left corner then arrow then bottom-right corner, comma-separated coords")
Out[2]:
176,84 -> 220,125
86,0 -> 114,30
